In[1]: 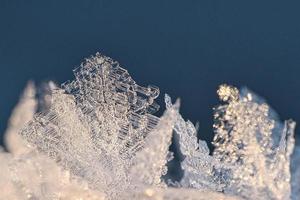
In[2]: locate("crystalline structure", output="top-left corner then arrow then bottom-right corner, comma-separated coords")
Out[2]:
213,85 -> 295,199
0,53 -> 299,200
19,53 -> 177,199
0,82 -> 105,199
165,94 -> 224,192
168,84 -> 298,200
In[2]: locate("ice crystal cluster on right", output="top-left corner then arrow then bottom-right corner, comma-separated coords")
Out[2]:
168,84 -> 299,200
0,53 -> 299,200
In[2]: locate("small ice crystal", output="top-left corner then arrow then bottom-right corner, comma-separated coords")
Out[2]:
217,84 -> 239,102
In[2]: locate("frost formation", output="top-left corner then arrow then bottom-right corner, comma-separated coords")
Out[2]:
0,53 -> 299,200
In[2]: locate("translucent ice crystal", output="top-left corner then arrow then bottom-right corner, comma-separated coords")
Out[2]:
4,81 -> 37,156
0,82 -> 104,199
0,53 -> 298,200
19,53 -> 176,199
167,84 -> 297,200
213,85 -> 295,199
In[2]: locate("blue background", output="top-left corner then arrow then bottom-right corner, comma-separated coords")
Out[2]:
1,1 -> 300,148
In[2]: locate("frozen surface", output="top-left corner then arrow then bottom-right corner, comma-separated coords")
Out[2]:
0,53 -> 299,199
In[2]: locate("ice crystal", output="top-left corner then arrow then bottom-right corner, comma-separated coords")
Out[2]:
0,82 -> 105,199
4,82 -> 37,156
170,84 -> 297,200
0,53 -> 299,200
19,53 -> 174,199
213,85 -> 295,199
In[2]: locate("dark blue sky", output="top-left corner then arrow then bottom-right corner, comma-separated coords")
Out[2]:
1,1 -> 300,145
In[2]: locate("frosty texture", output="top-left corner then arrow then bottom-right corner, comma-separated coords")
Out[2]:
0,53 -> 298,199
19,53 -> 178,199
170,84 -> 296,200
213,85 -> 295,200
0,82 -> 105,199
291,145 -> 300,199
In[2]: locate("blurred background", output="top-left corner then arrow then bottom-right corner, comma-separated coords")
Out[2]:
1,0 -> 300,152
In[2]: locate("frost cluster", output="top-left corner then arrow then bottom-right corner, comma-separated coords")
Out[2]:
0,53 -> 299,200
